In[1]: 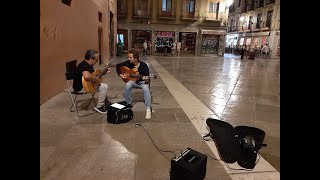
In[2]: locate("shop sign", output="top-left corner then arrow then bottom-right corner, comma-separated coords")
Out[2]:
201,30 -> 226,35
156,31 -> 174,37
245,31 -> 270,37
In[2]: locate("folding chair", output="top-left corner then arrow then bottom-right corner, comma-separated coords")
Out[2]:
65,60 -> 97,117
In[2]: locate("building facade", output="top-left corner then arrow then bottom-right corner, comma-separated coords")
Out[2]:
117,0 -> 231,56
40,0 -> 117,104
226,0 -> 280,58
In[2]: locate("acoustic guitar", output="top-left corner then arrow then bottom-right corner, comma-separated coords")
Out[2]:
82,64 -> 110,95
119,66 -> 156,83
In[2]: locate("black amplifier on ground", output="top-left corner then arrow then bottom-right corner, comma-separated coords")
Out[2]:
170,148 -> 207,180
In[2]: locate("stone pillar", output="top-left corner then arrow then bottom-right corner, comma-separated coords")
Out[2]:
151,30 -> 155,55
218,35 -> 225,56
128,28 -> 132,51
269,30 -> 280,59
127,0 -> 133,22
196,31 -> 202,56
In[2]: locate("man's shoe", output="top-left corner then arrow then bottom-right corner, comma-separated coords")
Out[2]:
94,106 -> 107,114
145,109 -> 151,119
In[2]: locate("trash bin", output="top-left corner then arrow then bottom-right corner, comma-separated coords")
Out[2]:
117,46 -> 123,56
248,51 -> 255,60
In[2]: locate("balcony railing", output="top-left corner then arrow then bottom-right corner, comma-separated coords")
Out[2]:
133,9 -> 152,19
266,22 -> 271,28
228,25 -> 239,32
158,8 -> 176,20
232,22 -> 271,32
266,0 -> 275,5
181,11 -> 198,20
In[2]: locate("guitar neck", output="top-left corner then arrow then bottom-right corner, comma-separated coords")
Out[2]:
131,74 -> 145,78
96,65 -> 110,78
97,71 -> 105,78
130,74 -> 155,78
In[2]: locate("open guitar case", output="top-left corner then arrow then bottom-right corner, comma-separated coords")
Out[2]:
203,118 -> 267,169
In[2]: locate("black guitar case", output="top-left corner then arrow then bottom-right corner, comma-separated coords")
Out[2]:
204,118 -> 266,169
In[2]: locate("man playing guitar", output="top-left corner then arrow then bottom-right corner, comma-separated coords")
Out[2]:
73,49 -> 111,114
116,50 -> 152,119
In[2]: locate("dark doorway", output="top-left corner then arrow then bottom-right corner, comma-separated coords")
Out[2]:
132,30 -> 152,52
179,32 -> 196,55
117,29 -> 128,51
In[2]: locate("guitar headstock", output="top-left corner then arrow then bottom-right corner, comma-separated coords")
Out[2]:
150,74 -> 157,79
142,74 -> 157,80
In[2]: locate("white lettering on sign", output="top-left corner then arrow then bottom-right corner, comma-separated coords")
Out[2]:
156,31 -> 174,37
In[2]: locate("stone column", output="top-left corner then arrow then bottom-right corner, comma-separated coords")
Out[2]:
218,35 -> 225,56
128,28 -> 132,51
269,30 -> 280,59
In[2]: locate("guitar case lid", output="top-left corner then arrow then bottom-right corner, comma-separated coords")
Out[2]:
206,118 -> 238,163
205,118 -> 266,169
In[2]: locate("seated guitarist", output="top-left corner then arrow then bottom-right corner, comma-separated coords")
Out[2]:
116,50 -> 152,119
73,49 -> 111,114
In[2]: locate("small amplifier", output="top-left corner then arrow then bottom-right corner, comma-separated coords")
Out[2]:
170,148 -> 207,180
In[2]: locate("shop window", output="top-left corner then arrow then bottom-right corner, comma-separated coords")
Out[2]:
61,0 -> 71,6
132,30 -> 152,52
240,38 -> 244,45
155,31 -> 175,53
201,34 -> 219,54
180,32 -> 196,54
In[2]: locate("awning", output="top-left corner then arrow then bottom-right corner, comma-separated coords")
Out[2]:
243,31 -> 270,37
201,30 -> 226,35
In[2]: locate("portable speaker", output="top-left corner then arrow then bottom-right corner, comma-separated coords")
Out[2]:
170,148 -> 207,180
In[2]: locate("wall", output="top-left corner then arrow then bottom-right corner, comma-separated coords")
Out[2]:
40,0 -> 112,105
